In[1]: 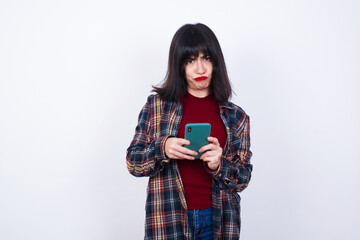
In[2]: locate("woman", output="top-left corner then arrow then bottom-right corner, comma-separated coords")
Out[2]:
126,23 -> 253,240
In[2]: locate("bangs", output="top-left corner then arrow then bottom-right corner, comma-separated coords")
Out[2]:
179,30 -> 213,62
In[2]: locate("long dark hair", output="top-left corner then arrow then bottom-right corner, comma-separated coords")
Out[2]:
152,23 -> 232,103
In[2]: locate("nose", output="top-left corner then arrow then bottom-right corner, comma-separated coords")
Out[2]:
195,60 -> 206,75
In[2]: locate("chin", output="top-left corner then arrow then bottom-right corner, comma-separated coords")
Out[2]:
197,82 -> 209,88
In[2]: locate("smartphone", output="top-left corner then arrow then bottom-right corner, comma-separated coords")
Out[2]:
184,123 -> 211,159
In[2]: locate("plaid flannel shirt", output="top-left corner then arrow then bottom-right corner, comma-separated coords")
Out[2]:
127,94 -> 253,240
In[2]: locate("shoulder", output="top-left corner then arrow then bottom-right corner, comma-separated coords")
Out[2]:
143,94 -> 162,107
146,94 -> 159,103
221,101 -> 249,117
146,94 -> 175,104
220,101 -> 250,126
145,94 -> 178,110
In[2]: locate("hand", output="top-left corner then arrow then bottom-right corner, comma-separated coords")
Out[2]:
165,137 -> 198,160
199,137 -> 222,171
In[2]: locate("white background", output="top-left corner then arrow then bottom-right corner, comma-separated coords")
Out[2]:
1,0 -> 359,239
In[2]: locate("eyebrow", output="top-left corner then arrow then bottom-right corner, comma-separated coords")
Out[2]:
190,54 -> 209,58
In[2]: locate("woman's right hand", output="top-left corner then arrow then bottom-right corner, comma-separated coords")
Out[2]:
164,137 -> 198,160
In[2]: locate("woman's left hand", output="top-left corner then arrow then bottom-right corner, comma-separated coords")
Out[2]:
199,136 -> 223,171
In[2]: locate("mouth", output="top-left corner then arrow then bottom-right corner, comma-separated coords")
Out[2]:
194,76 -> 208,81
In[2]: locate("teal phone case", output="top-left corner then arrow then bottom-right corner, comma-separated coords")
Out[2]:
184,123 -> 211,159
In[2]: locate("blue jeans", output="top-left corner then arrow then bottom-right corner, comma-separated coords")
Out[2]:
188,208 -> 213,240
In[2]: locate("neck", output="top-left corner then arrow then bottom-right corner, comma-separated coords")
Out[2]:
187,89 -> 210,98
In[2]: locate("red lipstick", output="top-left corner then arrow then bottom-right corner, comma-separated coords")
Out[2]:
195,76 -> 208,81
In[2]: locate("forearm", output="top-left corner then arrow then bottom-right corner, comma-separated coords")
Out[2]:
211,115 -> 253,191
126,134 -> 170,177
211,156 -> 253,191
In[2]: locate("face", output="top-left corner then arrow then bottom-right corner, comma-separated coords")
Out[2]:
184,52 -> 213,97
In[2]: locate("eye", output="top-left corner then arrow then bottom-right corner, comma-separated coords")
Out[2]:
203,55 -> 212,61
185,58 -> 195,64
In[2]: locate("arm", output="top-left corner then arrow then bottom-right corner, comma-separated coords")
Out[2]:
126,97 -> 170,177
211,115 -> 253,192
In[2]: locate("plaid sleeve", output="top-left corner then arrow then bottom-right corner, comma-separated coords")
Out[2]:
126,96 -> 171,177
213,114 -> 253,192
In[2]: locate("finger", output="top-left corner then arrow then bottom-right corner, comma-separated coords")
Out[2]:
199,152 -> 207,160
200,152 -> 216,160
169,149 -> 195,160
207,136 -> 220,146
176,138 -> 191,146
168,137 -> 190,146
199,143 -> 215,153
199,137 -> 220,152
200,149 -> 222,160
202,155 -> 218,162
200,150 -> 215,160
178,146 -> 198,156
201,156 -> 220,170
175,152 -> 196,160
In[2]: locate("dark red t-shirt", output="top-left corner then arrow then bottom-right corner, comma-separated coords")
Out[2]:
177,92 -> 226,209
